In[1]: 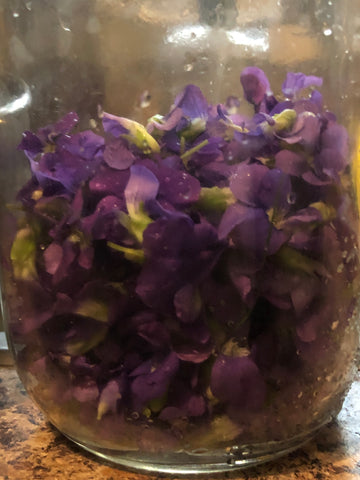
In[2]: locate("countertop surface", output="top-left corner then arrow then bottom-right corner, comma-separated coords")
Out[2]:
0,366 -> 359,480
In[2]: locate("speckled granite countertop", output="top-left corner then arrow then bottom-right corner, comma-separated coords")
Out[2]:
1,366 -> 359,480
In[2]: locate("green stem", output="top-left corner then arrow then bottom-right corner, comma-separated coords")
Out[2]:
180,139 -> 209,168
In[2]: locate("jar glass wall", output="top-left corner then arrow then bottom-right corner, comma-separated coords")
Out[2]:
0,0 -> 360,474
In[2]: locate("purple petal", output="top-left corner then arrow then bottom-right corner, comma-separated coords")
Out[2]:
53,111 -> 79,134
258,168 -> 292,211
17,131 -> 44,159
314,148 -> 346,181
282,72 -> 323,99
275,150 -> 308,176
219,204 -> 286,259
44,242 -> 63,275
58,130 -> 105,161
101,112 -> 130,137
103,137 -> 135,170
229,163 -> 267,207
302,170 -> 331,186
173,84 -> 209,118
173,320 -> 213,363
219,203 -> 250,240
240,67 -> 272,105
82,195 -> 127,241
210,355 -> 266,410
157,166 -> 201,206
72,379 -> 99,403
125,164 -> 159,211
147,108 -> 183,132
33,149 -> 100,194
78,245 -> 94,270
311,90 -> 323,109
282,206 -> 322,230
321,121 -> 349,160
174,284 -> 201,323
89,165 -> 130,197
132,311 -> 171,348
198,161 -> 236,187
291,278 -> 319,316
130,352 -> 179,409
281,113 -> 321,152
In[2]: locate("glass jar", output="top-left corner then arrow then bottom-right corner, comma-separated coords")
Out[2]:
1,0 -> 360,474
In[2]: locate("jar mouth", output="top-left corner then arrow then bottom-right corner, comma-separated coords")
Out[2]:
0,74 -> 31,116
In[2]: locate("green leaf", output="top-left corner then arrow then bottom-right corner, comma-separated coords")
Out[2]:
34,197 -> 70,221
75,299 -> 109,323
309,201 -> 337,222
179,117 -> 206,142
118,204 -> 152,244
66,326 -> 107,356
119,117 -> 160,154
275,245 -> 329,277
273,109 -> 297,132
107,242 -> 145,264
196,186 -> 236,213
10,227 -> 37,281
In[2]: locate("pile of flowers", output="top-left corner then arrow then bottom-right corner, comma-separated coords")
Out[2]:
9,67 -> 358,445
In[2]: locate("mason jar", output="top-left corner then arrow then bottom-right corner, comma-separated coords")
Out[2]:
0,0 -> 359,474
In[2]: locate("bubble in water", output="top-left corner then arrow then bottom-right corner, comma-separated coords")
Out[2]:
323,28 -> 333,36
13,11 -> 20,18
184,63 -> 194,72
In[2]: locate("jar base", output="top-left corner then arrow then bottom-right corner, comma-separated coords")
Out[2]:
63,418 -> 331,475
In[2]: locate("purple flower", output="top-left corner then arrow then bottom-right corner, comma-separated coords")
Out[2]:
103,137 -> 135,170
282,72 -> 323,99
240,67 -> 272,106
156,165 -> 201,207
219,203 -> 286,265
210,354 -> 266,410
136,216 -> 224,312
18,112 -> 79,160
101,111 -> 160,154
81,195 -> 128,242
130,352 -> 179,410
173,84 -> 209,119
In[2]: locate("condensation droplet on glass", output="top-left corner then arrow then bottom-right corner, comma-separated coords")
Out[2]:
130,411 -> 140,420
184,63 -> 194,72
59,17 -> 71,32
323,28 -> 333,36
287,192 -> 296,205
140,90 -> 151,109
